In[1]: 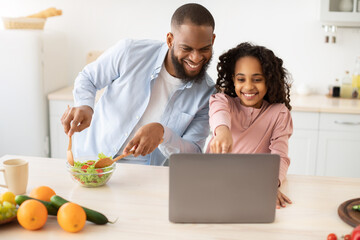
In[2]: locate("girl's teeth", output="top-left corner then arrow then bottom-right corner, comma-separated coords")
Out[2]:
244,93 -> 255,97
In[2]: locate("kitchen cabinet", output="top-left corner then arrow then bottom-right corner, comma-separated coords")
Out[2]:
316,112 -> 360,177
320,0 -> 360,26
288,112 -> 319,175
289,111 -> 360,177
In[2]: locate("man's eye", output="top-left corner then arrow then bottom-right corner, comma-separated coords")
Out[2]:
200,48 -> 211,52
181,47 -> 192,51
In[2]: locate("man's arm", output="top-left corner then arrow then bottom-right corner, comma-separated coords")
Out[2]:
61,40 -> 129,136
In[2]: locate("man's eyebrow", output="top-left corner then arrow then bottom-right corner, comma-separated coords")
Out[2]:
178,44 -> 213,50
199,44 -> 213,49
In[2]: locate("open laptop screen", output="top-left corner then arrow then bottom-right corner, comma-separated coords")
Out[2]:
169,153 -> 280,223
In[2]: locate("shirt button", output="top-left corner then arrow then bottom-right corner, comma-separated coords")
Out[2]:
136,116 -> 139,120
125,133 -> 128,137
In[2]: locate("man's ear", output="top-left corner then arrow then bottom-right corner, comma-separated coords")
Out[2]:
212,33 -> 216,45
166,32 -> 174,48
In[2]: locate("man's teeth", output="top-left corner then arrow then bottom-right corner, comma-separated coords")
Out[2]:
187,62 -> 200,69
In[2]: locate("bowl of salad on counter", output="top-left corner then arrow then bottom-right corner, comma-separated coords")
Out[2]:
66,153 -> 116,187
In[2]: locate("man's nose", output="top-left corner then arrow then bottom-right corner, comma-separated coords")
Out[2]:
188,50 -> 202,63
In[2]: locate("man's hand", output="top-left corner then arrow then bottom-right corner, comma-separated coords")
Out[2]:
123,122 -> 164,157
276,189 -> 292,209
210,125 -> 233,153
61,105 -> 93,137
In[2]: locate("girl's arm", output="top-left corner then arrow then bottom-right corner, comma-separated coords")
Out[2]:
269,106 -> 293,186
208,93 -> 233,153
210,125 -> 233,153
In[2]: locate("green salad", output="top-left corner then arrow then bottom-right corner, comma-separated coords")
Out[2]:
70,153 -> 115,187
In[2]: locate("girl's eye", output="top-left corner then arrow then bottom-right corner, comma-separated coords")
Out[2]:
236,78 -> 245,82
253,78 -> 263,82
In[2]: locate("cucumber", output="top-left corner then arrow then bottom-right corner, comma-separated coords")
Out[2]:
15,195 -> 58,216
353,204 -> 360,211
50,195 -> 111,225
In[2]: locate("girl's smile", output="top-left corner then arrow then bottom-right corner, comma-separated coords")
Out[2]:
233,56 -> 267,109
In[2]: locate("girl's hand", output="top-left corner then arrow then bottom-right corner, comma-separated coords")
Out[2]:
276,189 -> 292,209
210,125 -> 233,153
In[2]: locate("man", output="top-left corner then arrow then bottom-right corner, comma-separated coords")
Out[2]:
61,3 -> 216,165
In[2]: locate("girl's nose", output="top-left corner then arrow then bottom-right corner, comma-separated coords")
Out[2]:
243,80 -> 254,90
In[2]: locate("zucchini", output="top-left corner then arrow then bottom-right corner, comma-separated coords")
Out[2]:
50,195 -> 112,225
15,195 -> 58,216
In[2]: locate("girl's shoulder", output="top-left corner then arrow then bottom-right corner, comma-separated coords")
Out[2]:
210,93 -> 238,104
210,93 -> 240,110
264,103 -> 292,125
266,102 -> 290,114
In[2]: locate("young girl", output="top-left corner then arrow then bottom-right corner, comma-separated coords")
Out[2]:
207,42 -> 293,208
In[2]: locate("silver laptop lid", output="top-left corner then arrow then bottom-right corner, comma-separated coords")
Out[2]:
169,153 -> 280,223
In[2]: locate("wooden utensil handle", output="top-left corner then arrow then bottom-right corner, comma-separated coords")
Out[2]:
68,135 -> 72,151
112,150 -> 135,162
112,138 -> 163,161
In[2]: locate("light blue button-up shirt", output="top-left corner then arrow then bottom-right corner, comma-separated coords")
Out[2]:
73,39 -> 215,165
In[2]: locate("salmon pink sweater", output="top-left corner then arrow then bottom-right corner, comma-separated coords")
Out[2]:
207,93 -> 293,185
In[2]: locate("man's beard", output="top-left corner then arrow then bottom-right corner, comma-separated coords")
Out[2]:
170,48 -> 212,84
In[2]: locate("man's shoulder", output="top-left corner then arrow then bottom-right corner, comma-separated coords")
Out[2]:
118,38 -> 166,50
201,73 -> 216,88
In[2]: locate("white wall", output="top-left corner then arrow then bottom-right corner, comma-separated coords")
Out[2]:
1,0 -> 360,94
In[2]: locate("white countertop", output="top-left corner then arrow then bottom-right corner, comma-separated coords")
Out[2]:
291,94 -> 360,114
48,86 -> 360,114
0,155 -> 358,239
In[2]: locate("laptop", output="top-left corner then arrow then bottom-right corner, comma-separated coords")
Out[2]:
169,153 -> 280,223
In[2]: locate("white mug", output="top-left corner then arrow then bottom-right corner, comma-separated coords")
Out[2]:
0,159 -> 28,195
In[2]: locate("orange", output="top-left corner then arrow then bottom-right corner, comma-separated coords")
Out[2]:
17,199 -> 48,230
57,202 -> 86,233
29,186 -> 56,201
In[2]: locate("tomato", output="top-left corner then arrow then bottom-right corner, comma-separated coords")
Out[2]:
81,165 -> 89,172
352,226 -> 360,240
327,233 -> 337,240
344,234 -> 351,240
96,169 -> 104,177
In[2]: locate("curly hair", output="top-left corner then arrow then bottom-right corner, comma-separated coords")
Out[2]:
216,42 -> 292,110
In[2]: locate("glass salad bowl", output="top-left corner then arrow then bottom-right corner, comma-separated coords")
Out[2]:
66,155 -> 116,188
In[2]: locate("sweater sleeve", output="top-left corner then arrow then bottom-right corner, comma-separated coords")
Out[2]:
209,93 -> 232,135
269,105 -> 293,186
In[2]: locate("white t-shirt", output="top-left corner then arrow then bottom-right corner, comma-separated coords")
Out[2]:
117,64 -> 183,162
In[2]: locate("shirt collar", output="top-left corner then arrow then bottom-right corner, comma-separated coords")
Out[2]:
154,43 -> 169,73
